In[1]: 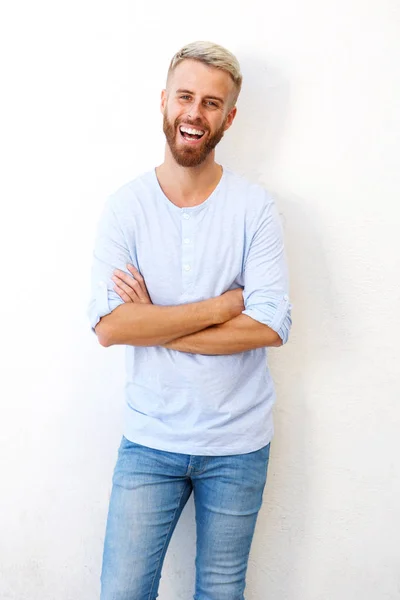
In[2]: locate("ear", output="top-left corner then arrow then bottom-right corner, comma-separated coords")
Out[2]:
223,106 -> 237,132
160,89 -> 167,114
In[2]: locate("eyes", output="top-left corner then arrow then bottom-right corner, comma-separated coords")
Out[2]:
179,95 -> 220,109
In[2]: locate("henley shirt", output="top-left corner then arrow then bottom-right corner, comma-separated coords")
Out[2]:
88,168 -> 292,455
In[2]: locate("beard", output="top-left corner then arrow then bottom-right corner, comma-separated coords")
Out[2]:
163,109 -> 227,167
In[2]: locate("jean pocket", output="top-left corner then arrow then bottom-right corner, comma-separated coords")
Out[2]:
118,435 -> 141,453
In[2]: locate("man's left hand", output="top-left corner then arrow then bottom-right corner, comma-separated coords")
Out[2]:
112,264 -> 152,304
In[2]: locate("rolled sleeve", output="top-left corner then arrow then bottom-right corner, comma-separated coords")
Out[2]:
242,195 -> 292,344
87,280 -> 123,331
87,197 -> 132,332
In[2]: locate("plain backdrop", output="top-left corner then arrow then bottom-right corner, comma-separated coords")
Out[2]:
1,1 -> 399,599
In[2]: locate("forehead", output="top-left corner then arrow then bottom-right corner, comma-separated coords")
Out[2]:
168,59 -> 234,99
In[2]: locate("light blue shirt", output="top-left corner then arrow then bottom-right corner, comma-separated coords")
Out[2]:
88,168 -> 292,455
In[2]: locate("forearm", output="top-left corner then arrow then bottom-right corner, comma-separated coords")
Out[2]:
95,297 -> 225,347
163,314 -> 282,355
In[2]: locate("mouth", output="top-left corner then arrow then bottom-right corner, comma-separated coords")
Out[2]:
179,124 -> 206,143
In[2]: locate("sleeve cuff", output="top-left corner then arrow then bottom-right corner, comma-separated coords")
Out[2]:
242,294 -> 292,344
87,280 -> 123,332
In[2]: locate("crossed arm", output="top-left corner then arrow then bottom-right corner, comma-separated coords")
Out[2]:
92,194 -> 290,355
94,264 -> 282,354
163,314 -> 282,354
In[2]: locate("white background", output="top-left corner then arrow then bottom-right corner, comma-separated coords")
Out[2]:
1,1 -> 399,598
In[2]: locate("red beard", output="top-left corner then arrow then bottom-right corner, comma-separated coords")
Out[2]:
163,109 -> 227,167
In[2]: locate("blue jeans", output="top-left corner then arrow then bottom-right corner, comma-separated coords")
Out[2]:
100,436 -> 271,600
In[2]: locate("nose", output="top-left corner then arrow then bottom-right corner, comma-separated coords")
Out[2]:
187,99 -> 204,122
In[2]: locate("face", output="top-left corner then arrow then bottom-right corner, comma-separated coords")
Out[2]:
161,59 -> 237,167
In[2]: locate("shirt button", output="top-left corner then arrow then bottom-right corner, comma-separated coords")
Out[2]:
283,294 -> 289,301
184,238 -> 190,244
183,213 -> 190,220
184,264 -> 191,271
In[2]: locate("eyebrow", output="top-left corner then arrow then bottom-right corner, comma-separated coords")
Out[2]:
175,89 -> 224,104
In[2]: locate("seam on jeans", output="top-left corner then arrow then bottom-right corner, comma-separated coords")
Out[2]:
147,478 -> 190,600
189,456 -> 210,476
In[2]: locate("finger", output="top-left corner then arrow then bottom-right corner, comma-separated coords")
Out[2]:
114,269 -> 148,302
112,270 -> 140,296
114,280 -> 137,302
114,284 -> 134,303
126,264 -> 143,282
114,268 -> 138,287
126,264 -> 148,290
113,268 -> 150,302
126,264 -> 151,302
129,278 -> 150,302
112,276 -> 140,302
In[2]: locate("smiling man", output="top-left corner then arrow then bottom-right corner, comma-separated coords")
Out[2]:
89,41 -> 292,600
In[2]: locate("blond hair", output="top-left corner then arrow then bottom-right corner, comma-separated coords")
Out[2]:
167,41 -> 242,105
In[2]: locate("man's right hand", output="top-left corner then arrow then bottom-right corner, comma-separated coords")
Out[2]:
216,288 -> 245,323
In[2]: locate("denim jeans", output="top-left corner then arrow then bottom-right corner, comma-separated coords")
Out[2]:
100,436 -> 271,600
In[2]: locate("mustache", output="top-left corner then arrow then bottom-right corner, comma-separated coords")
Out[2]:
174,117 -> 209,132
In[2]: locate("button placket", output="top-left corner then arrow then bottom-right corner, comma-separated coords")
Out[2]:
181,211 -> 195,289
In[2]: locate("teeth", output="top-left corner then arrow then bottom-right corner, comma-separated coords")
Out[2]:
180,126 -> 204,136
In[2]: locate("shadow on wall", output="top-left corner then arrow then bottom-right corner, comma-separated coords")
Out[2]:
218,54 -> 290,179
221,56 -> 337,596
248,191 -> 335,598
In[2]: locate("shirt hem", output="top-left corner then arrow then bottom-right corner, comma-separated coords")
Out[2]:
121,429 -> 274,456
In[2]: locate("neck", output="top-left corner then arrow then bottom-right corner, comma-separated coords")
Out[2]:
155,146 -> 223,208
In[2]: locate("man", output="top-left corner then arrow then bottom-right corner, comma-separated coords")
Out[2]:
88,41 -> 292,600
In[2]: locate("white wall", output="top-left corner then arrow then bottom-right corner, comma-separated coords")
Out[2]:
1,1 -> 399,598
